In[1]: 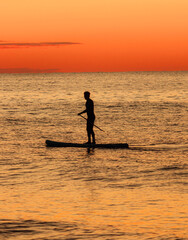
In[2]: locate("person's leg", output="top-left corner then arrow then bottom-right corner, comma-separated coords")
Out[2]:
92,130 -> 95,144
87,131 -> 91,143
91,117 -> 95,144
87,120 -> 91,143
90,119 -> 95,144
87,118 -> 95,144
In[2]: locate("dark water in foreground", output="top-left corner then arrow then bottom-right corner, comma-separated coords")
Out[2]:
0,72 -> 188,239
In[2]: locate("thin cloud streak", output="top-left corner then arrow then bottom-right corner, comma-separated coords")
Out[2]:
0,41 -> 81,49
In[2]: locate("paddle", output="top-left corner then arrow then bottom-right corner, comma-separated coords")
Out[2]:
79,114 -> 105,132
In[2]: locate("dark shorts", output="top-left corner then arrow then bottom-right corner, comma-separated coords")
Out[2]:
87,117 -> 95,133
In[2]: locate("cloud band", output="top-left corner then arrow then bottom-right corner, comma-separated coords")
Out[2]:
0,41 -> 81,48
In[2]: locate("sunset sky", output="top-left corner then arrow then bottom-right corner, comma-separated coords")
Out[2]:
0,0 -> 188,73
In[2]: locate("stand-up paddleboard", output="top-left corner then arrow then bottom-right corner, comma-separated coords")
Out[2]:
46,140 -> 129,149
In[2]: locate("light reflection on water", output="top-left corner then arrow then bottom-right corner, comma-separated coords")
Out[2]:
0,72 -> 188,239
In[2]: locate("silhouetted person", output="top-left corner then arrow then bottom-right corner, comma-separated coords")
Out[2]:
78,91 -> 96,144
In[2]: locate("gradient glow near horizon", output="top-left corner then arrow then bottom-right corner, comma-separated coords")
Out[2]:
1,0 -> 188,73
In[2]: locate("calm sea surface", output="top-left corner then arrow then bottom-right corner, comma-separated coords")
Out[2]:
0,72 -> 188,240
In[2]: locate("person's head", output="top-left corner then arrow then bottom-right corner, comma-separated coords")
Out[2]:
84,91 -> 90,100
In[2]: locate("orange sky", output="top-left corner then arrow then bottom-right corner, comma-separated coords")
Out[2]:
0,0 -> 188,73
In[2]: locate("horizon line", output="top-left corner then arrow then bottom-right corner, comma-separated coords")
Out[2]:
0,69 -> 187,74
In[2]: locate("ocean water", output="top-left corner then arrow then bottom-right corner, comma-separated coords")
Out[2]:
0,71 -> 187,240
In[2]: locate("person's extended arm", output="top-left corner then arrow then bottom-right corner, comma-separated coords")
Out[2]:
78,109 -> 87,115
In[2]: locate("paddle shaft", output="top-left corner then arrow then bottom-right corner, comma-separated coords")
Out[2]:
79,114 -> 105,132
